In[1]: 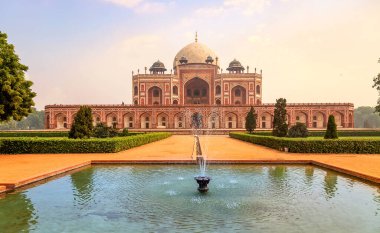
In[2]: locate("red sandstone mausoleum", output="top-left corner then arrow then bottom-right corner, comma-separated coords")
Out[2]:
45,37 -> 354,131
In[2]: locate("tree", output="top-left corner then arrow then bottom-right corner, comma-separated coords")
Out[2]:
324,115 -> 338,139
372,58 -> 380,113
0,31 -> 36,122
288,122 -> 308,137
68,106 -> 93,139
0,108 -> 44,130
245,106 -> 257,133
272,98 -> 288,137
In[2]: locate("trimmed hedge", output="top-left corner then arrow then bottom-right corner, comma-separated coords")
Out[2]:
0,131 -> 69,137
0,132 -> 171,154
0,131 -> 142,138
250,130 -> 380,137
230,132 -> 380,154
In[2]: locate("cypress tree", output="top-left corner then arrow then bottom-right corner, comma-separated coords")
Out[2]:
245,106 -> 257,133
324,115 -> 338,139
272,98 -> 288,137
68,106 -> 93,139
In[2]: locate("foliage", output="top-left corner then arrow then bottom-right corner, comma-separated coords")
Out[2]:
0,132 -> 171,154
0,108 -> 44,130
230,132 -> 380,154
68,106 -> 93,139
245,106 -> 257,133
288,123 -> 309,138
119,128 -> 130,137
354,106 -> 380,128
272,98 -> 288,137
93,122 -> 118,138
372,58 -> 380,114
0,131 -> 68,137
242,130 -> 380,137
0,31 -> 36,122
324,115 -> 338,139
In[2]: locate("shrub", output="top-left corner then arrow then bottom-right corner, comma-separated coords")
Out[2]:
0,132 -> 171,154
0,131 -> 68,137
69,106 -> 93,139
272,98 -> 288,137
245,106 -> 257,133
229,132 -> 380,154
119,128 -> 129,137
325,115 -> 338,139
93,123 -> 118,138
288,123 -> 308,138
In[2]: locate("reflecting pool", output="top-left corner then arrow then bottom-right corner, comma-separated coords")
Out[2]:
0,165 -> 379,232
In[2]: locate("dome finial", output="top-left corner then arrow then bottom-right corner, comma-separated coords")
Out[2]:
195,31 -> 198,43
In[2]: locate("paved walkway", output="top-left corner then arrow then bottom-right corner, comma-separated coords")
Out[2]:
1,135 -> 380,194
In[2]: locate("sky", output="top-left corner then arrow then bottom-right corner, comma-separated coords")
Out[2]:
1,0 -> 379,110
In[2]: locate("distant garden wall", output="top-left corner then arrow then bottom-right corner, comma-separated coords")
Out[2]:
229,132 -> 380,154
0,132 -> 171,154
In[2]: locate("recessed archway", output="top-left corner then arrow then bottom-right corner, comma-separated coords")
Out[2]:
184,78 -> 209,104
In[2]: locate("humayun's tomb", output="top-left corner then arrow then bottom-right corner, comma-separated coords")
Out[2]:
45,35 -> 354,131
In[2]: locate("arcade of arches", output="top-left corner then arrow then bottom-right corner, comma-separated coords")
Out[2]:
45,38 -> 354,130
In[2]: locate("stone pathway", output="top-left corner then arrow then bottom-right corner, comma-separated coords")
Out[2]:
1,135 -> 380,194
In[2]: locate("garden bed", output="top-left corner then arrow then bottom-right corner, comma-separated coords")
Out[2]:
0,132 -> 171,154
229,132 -> 380,154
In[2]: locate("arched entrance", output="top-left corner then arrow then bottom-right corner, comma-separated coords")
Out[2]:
231,85 -> 246,105
184,78 -> 209,104
148,86 -> 163,105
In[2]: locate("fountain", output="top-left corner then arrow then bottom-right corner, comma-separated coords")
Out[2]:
193,134 -> 211,193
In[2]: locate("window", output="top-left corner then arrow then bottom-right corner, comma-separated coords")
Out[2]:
202,88 -> 207,97
179,117 -> 182,121
216,99 -> 221,105
194,89 -> 200,97
216,85 -> 221,95
228,117 -> 232,121
256,85 -> 261,94
313,116 -> 317,120
296,116 -> 300,121
63,117 -> 67,122
112,117 -> 117,122
145,117 -> 149,121
173,100 -> 178,105
173,86 -> 178,95
129,117 -> 133,121
161,117 -> 166,126
134,86 -> 138,95
235,89 -> 241,97
153,89 -> 160,97
262,116 -> 266,121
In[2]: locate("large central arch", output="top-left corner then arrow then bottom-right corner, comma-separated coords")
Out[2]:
184,77 -> 209,104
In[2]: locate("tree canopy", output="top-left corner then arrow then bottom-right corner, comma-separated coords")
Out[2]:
272,98 -> 288,137
0,31 -> 36,122
68,106 -> 93,139
372,57 -> 380,114
324,115 -> 338,139
245,106 -> 257,133
0,108 -> 44,130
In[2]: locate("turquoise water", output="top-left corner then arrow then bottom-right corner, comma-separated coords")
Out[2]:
0,165 -> 379,233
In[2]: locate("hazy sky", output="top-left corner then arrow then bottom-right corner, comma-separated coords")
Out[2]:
1,0 -> 379,110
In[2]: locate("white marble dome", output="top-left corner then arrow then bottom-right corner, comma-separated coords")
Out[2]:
173,41 -> 218,68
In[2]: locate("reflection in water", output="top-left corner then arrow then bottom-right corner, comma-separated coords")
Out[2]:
0,192 -> 36,232
70,168 -> 94,206
268,166 -> 287,180
305,166 -> 314,185
324,171 -> 338,199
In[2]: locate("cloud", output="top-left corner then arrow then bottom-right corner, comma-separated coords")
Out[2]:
195,0 -> 271,18
103,0 -> 143,8
102,0 -> 171,13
